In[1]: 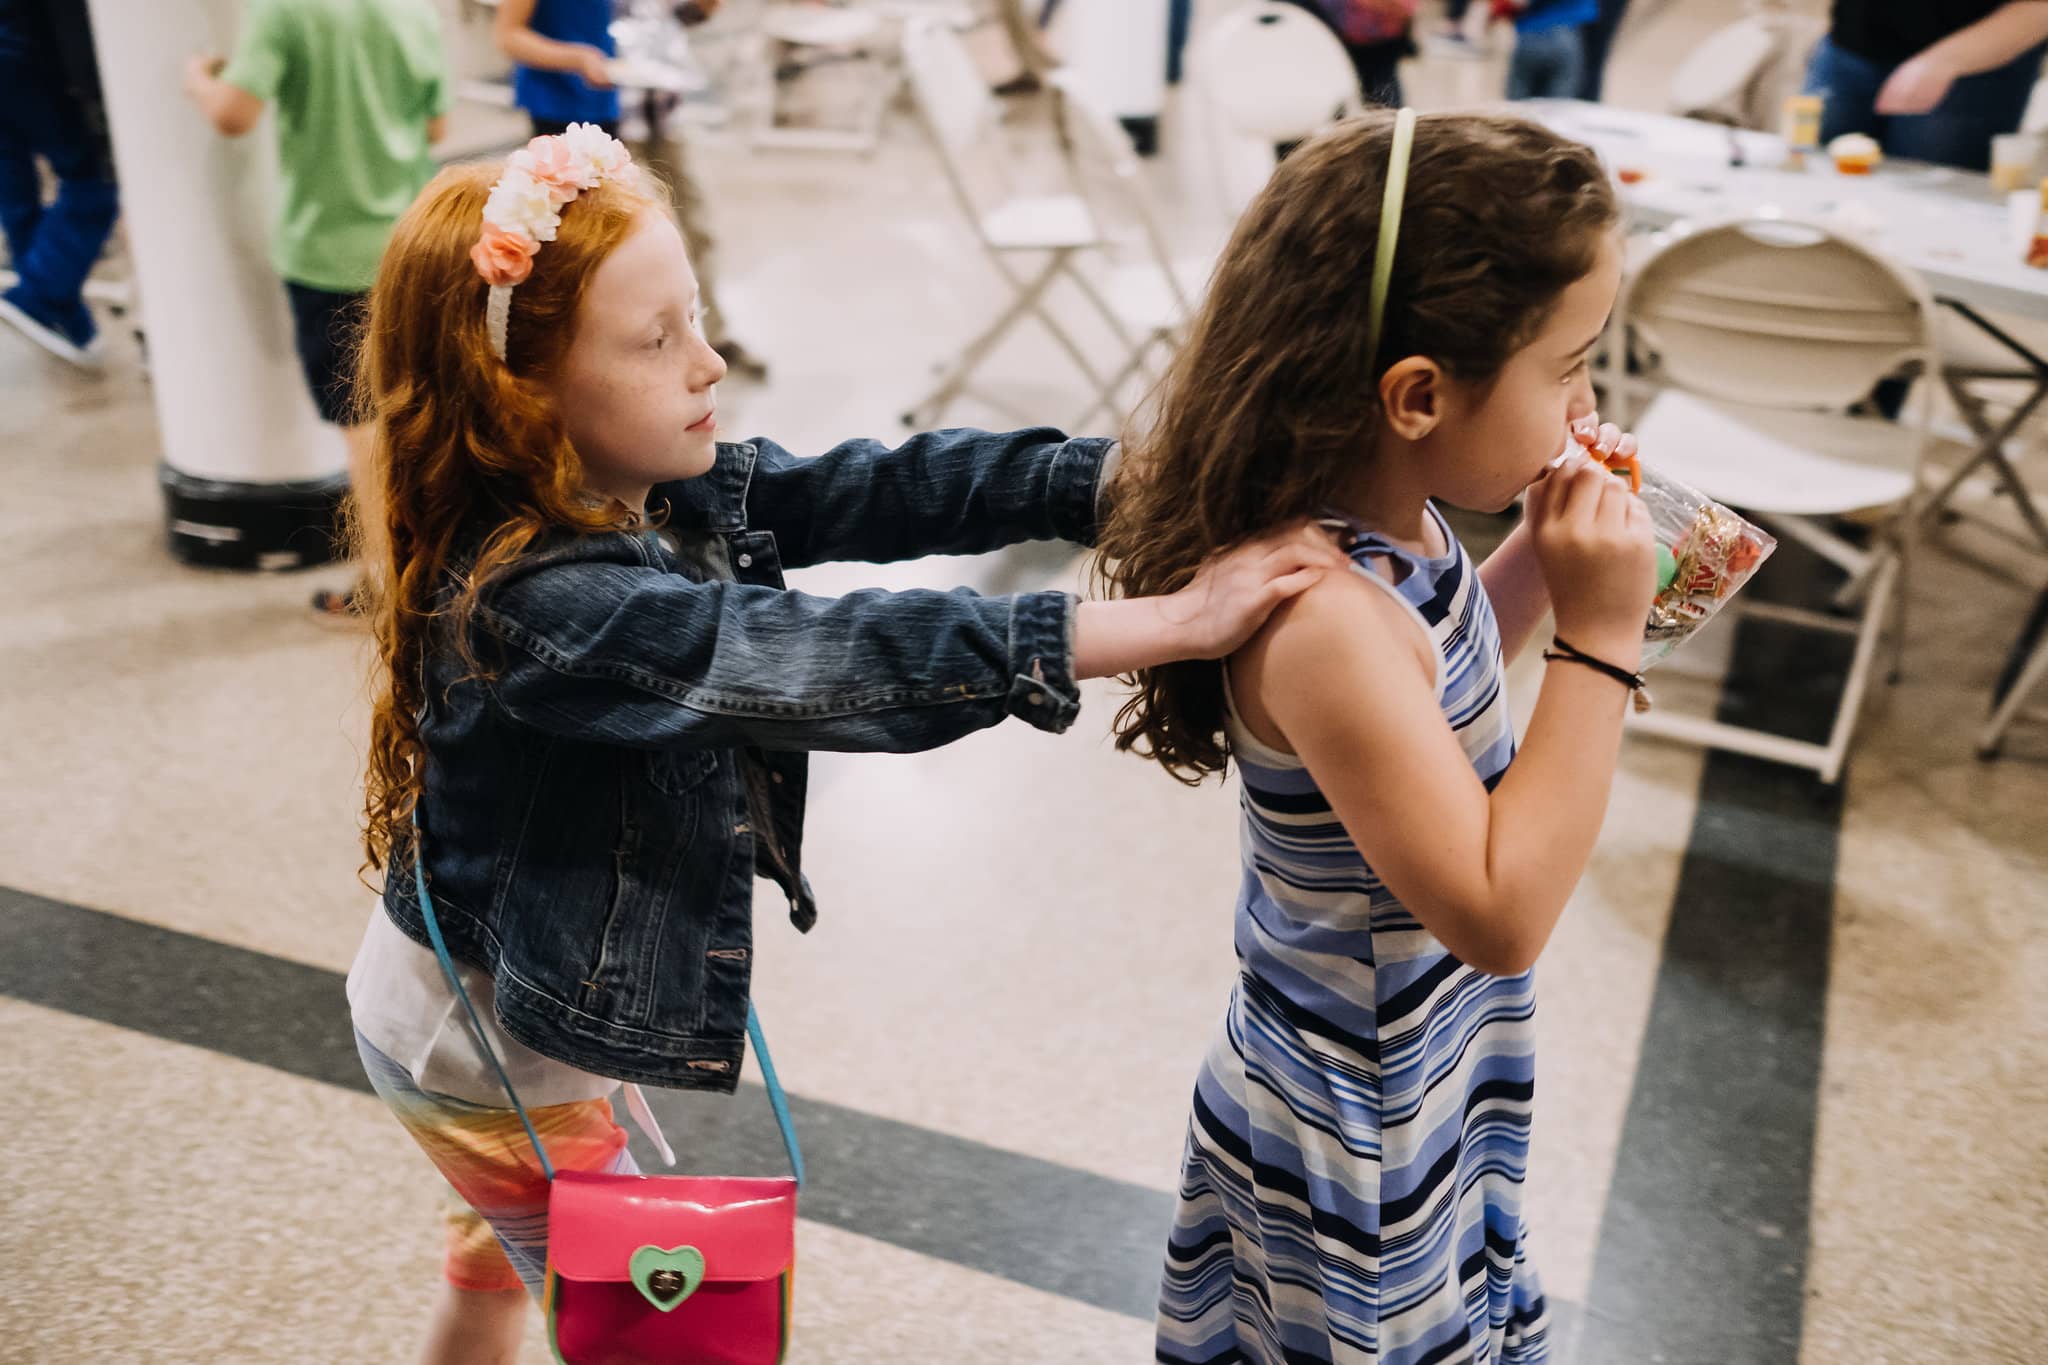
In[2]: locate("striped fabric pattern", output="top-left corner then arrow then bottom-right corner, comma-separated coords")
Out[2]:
1158,506 -> 1549,1365
357,1029 -> 639,1297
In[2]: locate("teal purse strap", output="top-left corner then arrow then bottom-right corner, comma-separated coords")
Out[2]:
411,844 -> 805,1187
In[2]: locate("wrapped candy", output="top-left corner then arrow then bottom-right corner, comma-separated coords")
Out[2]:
1572,436 -> 1776,670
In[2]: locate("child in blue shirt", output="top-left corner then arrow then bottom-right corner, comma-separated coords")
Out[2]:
1506,0 -> 1598,101
495,0 -> 620,136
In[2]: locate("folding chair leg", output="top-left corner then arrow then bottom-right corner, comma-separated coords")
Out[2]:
1931,371 -> 2048,551
1817,553 -> 1900,784
1027,291 -> 1108,393
1892,532 -> 1908,687
1627,554 -> 1899,784
1070,332 -> 1166,433
1980,625 -> 2048,757
1988,447 -> 2048,550
902,251 -> 1076,427
1065,266 -> 1142,355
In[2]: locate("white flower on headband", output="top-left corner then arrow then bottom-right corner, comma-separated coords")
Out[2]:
483,169 -> 561,245
472,123 -> 635,358
559,122 -> 632,180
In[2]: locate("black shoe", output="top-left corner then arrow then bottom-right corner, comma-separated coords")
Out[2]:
0,287 -> 104,369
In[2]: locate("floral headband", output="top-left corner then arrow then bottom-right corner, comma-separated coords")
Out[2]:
470,123 -> 635,362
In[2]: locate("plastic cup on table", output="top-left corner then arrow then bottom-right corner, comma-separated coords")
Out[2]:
1992,133 -> 2044,194
1829,133 -> 1881,176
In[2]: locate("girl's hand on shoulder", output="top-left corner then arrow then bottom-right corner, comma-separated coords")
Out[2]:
1526,453 -> 1655,662
1163,521 -> 1353,660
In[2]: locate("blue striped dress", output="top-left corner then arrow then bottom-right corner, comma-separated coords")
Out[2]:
1157,505 -> 1549,1365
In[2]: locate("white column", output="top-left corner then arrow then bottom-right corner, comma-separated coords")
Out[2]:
86,0 -> 346,567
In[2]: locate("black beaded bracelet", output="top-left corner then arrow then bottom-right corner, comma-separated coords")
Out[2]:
1543,636 -> 1654,713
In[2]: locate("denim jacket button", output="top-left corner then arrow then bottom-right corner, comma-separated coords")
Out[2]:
770,771 -> 784,784
737,552 -> 754,568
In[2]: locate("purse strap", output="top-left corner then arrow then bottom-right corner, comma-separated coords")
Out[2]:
411,846 -> 806,1187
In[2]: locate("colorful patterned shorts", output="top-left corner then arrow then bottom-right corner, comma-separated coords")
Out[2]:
356,1030 -> 639,1296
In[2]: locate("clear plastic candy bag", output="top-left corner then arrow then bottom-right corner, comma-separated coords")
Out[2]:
1563,437 -> 1778,670
1618,463 -> 1776,670
1637,467 -> 1776,669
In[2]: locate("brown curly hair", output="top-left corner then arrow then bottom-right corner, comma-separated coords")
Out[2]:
1095,112 -> 1618,783
354,159 -> 670,878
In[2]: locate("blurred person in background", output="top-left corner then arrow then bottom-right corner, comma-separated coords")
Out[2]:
1280,0 -> 1418,108
1504,0 -> 1598,102
496,0 -> 620,136
1575,0 -> 1629,101
1432,0 -> 1483,58
621,0 -> 768,379
184,0 -> 449,618
0,0 -> 118,368
1805,0 -> 2048,171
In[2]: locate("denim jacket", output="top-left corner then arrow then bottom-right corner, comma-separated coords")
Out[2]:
382,427 -> 1115,1091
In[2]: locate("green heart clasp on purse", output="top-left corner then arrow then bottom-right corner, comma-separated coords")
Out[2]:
629,1245 -> 707,1311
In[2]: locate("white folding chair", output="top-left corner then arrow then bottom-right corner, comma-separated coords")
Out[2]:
1665,17 -> 1777,126
1664,9 -> 1824,131
1048,69 -> 1209,431
1196,1 -> 1361,146
1188,1 -> 1362,219
1617,219 -> 1939,783
898,15 -> 1108,428
741,1 -> 894,153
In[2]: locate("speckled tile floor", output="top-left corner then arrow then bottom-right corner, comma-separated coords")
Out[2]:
3,1 -> 2045,1362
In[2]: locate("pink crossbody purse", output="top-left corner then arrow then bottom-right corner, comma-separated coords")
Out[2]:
416,856 -> 803,1364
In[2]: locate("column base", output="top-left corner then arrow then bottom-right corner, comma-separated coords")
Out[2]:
159,463 -> 349,571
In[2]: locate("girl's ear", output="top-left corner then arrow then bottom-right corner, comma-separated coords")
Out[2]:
1377,356 -> 1443,442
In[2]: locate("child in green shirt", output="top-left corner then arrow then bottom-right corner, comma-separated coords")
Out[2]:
184,0 -> 449,617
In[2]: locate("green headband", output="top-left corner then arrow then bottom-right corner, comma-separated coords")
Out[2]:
1367,107 -> 1418,369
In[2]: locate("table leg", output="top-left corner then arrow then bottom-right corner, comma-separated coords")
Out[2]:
1932,299 -> 2048,552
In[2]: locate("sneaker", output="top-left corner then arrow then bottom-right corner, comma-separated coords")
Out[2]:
0,287 -> 103,369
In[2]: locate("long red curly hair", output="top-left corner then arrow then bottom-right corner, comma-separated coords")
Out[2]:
354,159 -> 668,879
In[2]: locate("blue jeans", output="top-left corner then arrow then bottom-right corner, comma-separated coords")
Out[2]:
1575,0 -> 1629,102
1509,25 -> 1585,102
0,47 -> 117,329
1805,34 -> 2047,173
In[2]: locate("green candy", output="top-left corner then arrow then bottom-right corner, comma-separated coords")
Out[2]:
1654,543 -> 1680,594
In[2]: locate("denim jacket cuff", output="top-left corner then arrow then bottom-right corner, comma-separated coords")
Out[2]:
1006,590 -> 1082,733
1051,437 -> 1119,546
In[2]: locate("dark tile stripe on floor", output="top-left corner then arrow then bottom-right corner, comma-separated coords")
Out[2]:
1578,542 -> 1851,1365
0,883 -> 1171,1318
0,882 -> 1597,1334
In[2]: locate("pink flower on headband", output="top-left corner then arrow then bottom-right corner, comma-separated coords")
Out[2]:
471,223 -> 540,288
513,135 -> 589,206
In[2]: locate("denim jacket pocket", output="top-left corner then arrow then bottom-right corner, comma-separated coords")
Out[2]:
645,746 -> 719,797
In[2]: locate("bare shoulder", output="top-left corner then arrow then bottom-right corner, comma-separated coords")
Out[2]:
1228,565 -> 1438,753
